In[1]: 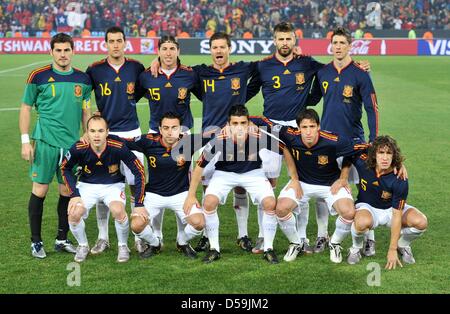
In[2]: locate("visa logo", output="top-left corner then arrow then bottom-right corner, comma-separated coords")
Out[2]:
427,39 -> 450,55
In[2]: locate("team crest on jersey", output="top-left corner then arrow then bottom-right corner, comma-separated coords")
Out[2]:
381,191 -> 392,200
74,85 -> 82,97
178,87 -> 188,100
296,73 -> 305,85
176,155 -> 186,167
108,164 -> 119,174
318,155 -> 328,165
126,82 -> 135,94
84,165 -> 91,174
343,85 -> 353,98
231,77 -> 240,90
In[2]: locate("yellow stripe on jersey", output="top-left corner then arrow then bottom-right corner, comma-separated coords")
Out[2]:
133,159 -> 146,204
26,65 -> 52,84
319,131 -> 338,141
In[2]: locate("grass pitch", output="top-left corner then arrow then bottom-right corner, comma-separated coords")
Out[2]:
0,54 -> 449,293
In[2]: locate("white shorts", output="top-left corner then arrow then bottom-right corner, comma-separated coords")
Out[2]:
77,182 -> 126,219
259,119 -> 296,179
337,156 -> 359,184
355,202 -> 414,229
278,181 -> 353,216
143,191 -> 202,224
205,169 -> 275,205
110,128 -> 145,186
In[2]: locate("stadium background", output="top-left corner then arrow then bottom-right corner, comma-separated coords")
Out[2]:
0,0 -> 449,294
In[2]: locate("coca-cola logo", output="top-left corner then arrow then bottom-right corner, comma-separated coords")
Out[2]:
327,40 -> 372,55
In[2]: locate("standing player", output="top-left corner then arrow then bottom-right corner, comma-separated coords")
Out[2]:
184,105 -> 291,264
246,22 -> 328,254
139,35 -> 199,133
347,136 -> 427,268
274,109 -> 367,263
308,26 -> 379,257
138,35 -> 200,246
86,26 -> 146,255
124,112 -> 205,259
60,115 -> 146,263
19,33 -> 92,258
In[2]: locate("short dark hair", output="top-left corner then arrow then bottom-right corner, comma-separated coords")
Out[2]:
296,109 -> 320,126
273,22 -> 295,35
228,105 -> 249,120
367,135 -> 405,170
158,35 -> 179,49
331,26 -> 352,44
159,112 -> 182,126
105,26 -> 126,42
50,33 -> 74,50
86,114 -> 109,129
209,32 -> 231,48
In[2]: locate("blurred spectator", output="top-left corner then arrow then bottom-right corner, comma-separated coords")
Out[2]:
0,0 -> 448,38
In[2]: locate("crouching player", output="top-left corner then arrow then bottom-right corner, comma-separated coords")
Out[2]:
273,109 -> 367,263
124,112 -> 205,259
347,135 -> 427,268
60,115 -> 146,263
184,105 -> 296,264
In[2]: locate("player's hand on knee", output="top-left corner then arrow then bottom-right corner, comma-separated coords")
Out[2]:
131,206 -> 149,226
21,143 -> 34,162
330,178 -> 350,195
183,196 -> 200,215
385,248 -> 403,270
68,197 -> 84,216
287,179 -> 303,199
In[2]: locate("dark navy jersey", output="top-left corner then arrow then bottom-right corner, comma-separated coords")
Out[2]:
310,61 -> 379,142
60,136 -> 146,206
247,55 -> 323,121
352,154 -> 408,210
124,133 -> 204,196
86,58 -> 145,132
279,126 -> 367,186
193,61 -> 257,135
138,64 -> 199,131
197,127 -> 279,174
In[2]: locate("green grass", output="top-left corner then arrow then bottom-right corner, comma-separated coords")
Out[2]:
1,55 -> 449,293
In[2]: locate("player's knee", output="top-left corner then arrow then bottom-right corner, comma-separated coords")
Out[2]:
354,216 -> 370,233
262,196 -> 276,212
203,195 -> 219,212
109,202 -> 125,219
412,211 -> 428,230
337,202 -> 355,221
275,203 -> 291,218
32,184 -> 48,198
130,217 -> 145,233
188,213 -> 205,230
69,212 -> 83,224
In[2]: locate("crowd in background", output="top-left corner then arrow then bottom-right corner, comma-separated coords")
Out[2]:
1,0 -> 449,38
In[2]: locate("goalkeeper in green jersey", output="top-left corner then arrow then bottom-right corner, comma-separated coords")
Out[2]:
19,33 -> 92,259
